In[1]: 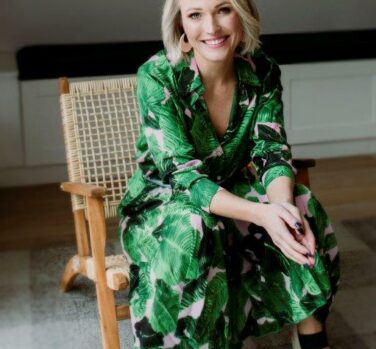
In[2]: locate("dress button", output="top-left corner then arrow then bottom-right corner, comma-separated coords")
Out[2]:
217,175 -> 221,181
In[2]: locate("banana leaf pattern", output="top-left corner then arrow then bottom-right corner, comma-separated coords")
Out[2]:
117,47 -> 340,349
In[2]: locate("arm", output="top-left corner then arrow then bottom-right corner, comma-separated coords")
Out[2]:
211,55 -> 314,265
247,57 -> 315,258
209,185 -> 313,266
136,65 -> 220,211
266,176 -> 294,204
250,56 -> 297,202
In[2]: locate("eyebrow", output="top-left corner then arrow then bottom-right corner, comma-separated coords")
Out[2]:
185,1 -> 231,12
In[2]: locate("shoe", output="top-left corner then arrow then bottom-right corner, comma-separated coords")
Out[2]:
291,324 -> 329,349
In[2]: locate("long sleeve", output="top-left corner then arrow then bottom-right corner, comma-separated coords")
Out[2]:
250,58 -> 297,189
136,67 -> 222,212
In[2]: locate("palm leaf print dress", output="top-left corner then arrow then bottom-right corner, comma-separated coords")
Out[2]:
117,47 -> 340,349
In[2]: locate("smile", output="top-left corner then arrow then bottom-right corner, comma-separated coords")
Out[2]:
202,36 -> 229,47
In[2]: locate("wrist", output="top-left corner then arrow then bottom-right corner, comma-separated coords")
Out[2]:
247,202 -> 266,226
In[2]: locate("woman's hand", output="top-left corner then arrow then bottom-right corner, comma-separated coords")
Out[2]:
254,202 -> 316,267
280,201 -> 316,258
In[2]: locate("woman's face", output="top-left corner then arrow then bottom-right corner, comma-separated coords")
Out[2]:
179,0 -> 244,64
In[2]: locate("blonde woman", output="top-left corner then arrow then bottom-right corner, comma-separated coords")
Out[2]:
118,0 -> 340,348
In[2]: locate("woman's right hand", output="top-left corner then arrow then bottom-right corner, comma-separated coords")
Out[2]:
253,203 -> 313,266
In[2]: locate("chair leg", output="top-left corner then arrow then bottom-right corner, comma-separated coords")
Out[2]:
60,255 -> 80,292
87,196 -> 121,349
60,208 -> 90,291
73,208 -> 90,256
95,283 -> 121,349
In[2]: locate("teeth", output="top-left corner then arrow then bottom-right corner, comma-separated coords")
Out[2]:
205,37 -> 226,45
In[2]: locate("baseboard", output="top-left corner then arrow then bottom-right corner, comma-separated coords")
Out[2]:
0,164 -> 68,187
291,138 -> 376,159
1,138 -> 375,187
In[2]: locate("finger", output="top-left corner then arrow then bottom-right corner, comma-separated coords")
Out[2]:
278,205 -> 305,235
278,226 -> 315,267
278,244 -> 302,265
281,202 -> 306,238
276,225 -> 309,256
293,218 -> 315,266
280,204 -> 316,264
279,242 -> 310,265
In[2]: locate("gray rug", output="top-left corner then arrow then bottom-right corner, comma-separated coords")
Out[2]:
1,219 -> 375,349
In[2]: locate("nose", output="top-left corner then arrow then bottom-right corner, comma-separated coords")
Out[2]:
204,15 -> 221,35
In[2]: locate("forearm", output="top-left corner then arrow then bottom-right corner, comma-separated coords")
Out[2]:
209,188 -> 262,224
266,175 -> 294,204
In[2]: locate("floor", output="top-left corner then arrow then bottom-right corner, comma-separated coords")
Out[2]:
1,155 -> 376,252
0,154 -> 375,348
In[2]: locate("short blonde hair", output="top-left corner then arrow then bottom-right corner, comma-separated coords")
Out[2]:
161,0 -> 261,66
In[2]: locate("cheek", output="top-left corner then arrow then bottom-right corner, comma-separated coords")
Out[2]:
183,23 -> 201,41
227,14 -> 243,36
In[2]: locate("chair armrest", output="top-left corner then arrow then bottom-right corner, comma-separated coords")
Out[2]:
60,182 -> 107,198
292,158 -> 316,169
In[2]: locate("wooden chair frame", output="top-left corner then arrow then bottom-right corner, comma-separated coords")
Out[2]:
58,76 -> 315,349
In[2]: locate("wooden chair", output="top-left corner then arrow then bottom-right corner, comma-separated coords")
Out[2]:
58,76 -> 315,349
59,76 -> 139,349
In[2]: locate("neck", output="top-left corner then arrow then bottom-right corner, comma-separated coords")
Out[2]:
193,52 -> 236,90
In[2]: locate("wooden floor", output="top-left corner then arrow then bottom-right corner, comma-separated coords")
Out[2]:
1,155 -> 375,251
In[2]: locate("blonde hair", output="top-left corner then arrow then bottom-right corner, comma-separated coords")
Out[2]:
161,0 -> 262,66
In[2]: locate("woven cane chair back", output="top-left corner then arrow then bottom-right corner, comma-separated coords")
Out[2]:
60,76 -> 140,218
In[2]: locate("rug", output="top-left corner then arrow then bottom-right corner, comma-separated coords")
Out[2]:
0,218 -> 375,349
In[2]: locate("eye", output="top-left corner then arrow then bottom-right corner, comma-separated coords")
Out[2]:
188,12 -> 201,20
219,6 -> 231,14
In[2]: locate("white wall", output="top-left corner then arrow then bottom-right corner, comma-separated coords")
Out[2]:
0,0 -> 375,53
0,0 -> 163,53
259,0 -> 376,34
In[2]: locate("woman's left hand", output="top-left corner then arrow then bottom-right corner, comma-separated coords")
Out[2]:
280,201 -> 316,264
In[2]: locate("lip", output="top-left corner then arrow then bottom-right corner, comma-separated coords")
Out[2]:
201,36 -> 229,48
201,35 -> 229,42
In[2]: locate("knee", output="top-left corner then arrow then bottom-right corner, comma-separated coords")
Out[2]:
152,200 -> 224,284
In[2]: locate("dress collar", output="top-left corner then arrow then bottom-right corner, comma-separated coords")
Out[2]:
175,48 -> 261,101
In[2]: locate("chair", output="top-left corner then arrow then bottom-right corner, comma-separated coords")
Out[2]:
59,76 -> 139,349
58,75 -> 315,349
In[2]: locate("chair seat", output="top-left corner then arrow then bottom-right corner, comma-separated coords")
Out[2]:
86,254 -> 130,290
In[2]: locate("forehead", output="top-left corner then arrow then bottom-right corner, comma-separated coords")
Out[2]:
179,0 -> 232,11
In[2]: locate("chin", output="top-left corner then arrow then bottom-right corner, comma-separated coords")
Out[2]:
195,46 -> 235,62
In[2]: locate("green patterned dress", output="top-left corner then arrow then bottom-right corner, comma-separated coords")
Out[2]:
117,47 -> 340,349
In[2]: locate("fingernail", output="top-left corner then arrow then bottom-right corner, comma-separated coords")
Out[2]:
303,263 -> 310,269
295,222 -> 303,229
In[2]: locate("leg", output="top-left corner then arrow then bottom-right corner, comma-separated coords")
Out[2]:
223,179 -> 340,345
292,320 -> 330,349
293,183 -> 340,326
298,315 -> 324,334
119,197 -> 231,349
290,183 -> 340,349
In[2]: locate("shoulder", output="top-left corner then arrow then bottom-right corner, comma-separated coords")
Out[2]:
252,47 -> 282,91
136,49 -> 180,104
136,49 -> 176,87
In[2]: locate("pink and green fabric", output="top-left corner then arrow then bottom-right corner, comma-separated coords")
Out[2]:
117,47 -> 340,349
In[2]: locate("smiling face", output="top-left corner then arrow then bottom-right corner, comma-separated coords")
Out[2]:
179,0 -> 244,65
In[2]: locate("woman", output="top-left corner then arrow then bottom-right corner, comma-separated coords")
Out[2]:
117,0 -> 340,348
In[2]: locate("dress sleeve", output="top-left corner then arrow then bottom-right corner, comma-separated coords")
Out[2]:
250,58 -> 297,190
136,67 -> 222,212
